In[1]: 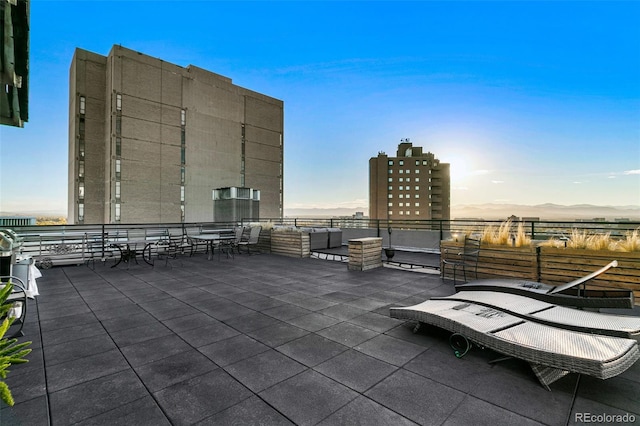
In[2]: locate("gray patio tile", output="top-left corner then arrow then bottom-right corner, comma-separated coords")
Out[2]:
100,311 -> 159,333
365,369 -> 466,425
134,350 -> 218,392
320,291 -> 361,303
277,334 -> 348,367
468,362 -> 577,424
0,395 -> 50,426
319,303 -> 368,320
443,396 -> 545,426
315,349 -> 398,392
47,349 -> 129,393
3,367 -> 46,405
48,370 -> 148,425
153,369 -> 252,426
151,304 -> 202,321
316,322 -> 378,347
223,311 -> 282,333
198,334 -> 270,367
575,375 -> 640,415
224,349 -> 307,392
262,304 -> 312,321
247,321 -> 310,347
291,297 -> 338,311
121,334 -> 193,367
570,397 -> 640,424
38,312 -> 97,332
348,311 -> 404,333
41,321 -> 106,347
179,321 -> 240,347
404,345 -> 494,392
91,302 -> 149,321
161,312 -> 219,333
198,300 -> 256,321
259,369 -> 359,426
109,322 -> 173,347
272,291 -> 309,303
286,312 -> 342,332
44,333 -> 117,366
73,396 -> 171,426
196,395 -> 294,425
355,334 -> 426,366
317,395 -> 418,426
345,297 -> 391,311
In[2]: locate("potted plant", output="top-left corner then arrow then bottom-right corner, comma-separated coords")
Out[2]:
384,227 -> 395,260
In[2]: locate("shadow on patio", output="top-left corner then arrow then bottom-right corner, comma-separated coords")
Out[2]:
1,253 -> 639,425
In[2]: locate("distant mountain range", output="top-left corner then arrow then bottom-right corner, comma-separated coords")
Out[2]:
3,203 -> 639,221
284,204 -> 640,221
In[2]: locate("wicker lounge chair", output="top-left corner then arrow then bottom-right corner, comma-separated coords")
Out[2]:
390,299 -> 640,390
454,260 -> 634,309
433,291 -> 640,339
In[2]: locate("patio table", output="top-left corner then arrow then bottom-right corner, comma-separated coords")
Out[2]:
190,234 -> 235,260
110,239 -> 153,267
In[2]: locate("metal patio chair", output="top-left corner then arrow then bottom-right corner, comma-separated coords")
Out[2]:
441,235 -> 481,284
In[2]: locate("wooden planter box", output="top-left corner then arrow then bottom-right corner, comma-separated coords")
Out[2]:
271,231 -> 310,258
441,241 -> 537,281
538,247 -> 640,302
441,241 -> 640,304
257,229 -> 271,253
348,237 -> 383,271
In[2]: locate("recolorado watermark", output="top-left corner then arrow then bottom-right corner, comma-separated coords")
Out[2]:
575,412 -> 636,423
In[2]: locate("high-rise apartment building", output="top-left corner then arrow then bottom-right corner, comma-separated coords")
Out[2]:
369,140 -> 450,221
68,45 -> 283,224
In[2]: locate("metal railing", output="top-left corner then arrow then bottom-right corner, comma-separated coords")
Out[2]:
3,218 -> 638,268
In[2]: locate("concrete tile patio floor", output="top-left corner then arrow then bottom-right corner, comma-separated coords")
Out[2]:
1,253 -> 639,425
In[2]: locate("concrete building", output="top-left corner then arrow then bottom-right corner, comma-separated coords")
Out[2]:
68,45 -> 283,224
1,0 -> 29,127
369,139 -> 450,221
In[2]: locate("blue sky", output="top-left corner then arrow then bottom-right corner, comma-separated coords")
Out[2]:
1,0 -> 639,215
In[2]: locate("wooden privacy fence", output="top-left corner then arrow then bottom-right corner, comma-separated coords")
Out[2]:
441,241 -> 640,303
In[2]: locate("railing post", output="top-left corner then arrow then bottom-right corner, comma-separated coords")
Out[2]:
531,221 -> 535,240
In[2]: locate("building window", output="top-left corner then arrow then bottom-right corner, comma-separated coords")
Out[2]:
399,203 -> 403,207
181,147 -> 186,165
415,177 -> 420,182
78,203 -> 84,221
180,186 -> 185,202
399,186 -> 403,190
399,178 -> 403,182
388,202 -> 393,207
181,128 -> 185,145
388,160 -> 393,166
399,194 -> 403,198
399,160 -> 404,166
181,109 -> 186,125
406,211 -> 410,215
415,186 -> 419,190
79,142 -> 85,158
388,169 -> 392,174
115,159 -> 121,179
116,93 -> 122,111
115,203 -> 121,221
79,96 -> 86,115
415,211 -> 420,215
415,169 -> 420,174
388,211 -> 393,215
388,177 -> 393,182
415,160 -> 420,166
78,182 -> 85,199
406,202 -> 411,207
388,194 -> 393,198
399,170 -> 403,174
423,160 -> 428,165
115,115 -> 121,135
405,177 -> 410,182
415,202 -> 420,207
415,194 -> 420,198
399,211 -> 404,215
115,137 -> 121,156
181,167 -> 185,184
78,160 -> 85,178
180,205 -> 185,222
388,185 -> 392,190
115,181 -> 121,200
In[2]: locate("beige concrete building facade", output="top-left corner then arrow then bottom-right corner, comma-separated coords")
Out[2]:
68,45 -> 283,224
369,140 -> 450,221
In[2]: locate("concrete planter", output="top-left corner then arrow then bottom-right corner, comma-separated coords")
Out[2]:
271,231 -> 310,258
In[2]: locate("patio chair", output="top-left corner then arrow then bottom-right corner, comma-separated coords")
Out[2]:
453,260 -> 634,309
230,226 -> 246,255
84,232 -> 114,269
390,297 -> 640,390
441,235 -> 481,284
0,276 -> 28,338
237,226 -> 262,254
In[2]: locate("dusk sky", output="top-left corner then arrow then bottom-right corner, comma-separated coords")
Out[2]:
1,1 -> 639,215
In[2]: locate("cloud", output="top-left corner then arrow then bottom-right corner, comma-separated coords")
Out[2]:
624,170 -> 640,175
472,170 -> 490,176
608,175 -> 617,179
491,180 -> 504,184
453,186 -> 469,191
573,181 -> 582,184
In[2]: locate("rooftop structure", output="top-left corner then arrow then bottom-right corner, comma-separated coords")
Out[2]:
0,0 -> 29,127
369,139 -> 451,221
68,45 -> 283,224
